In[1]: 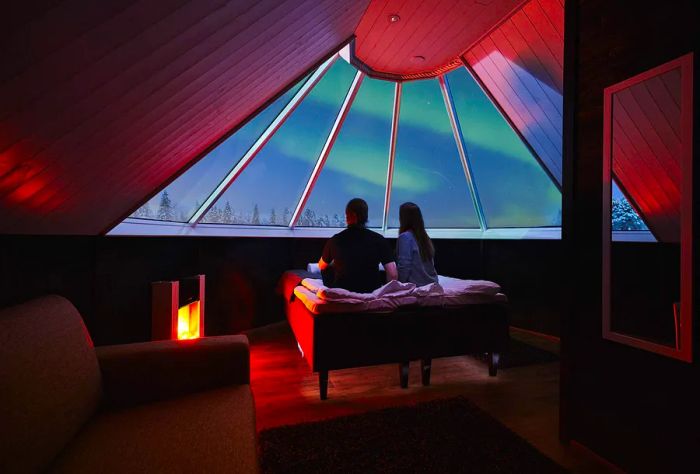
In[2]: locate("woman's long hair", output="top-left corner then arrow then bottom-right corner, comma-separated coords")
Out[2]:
399,202 -> 434,261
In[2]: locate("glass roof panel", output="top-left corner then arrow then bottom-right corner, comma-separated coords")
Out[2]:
446,67 -> 561,228
388,79 -> 480,229
201,59 -> 356,225
298,76 -> 394,228
130,76 -> 309,222
612,180 -> 649,231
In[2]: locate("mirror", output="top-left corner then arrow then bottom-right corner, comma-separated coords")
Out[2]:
602,53 -> 693,362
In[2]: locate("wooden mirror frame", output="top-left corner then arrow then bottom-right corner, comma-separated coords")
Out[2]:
602,53 -> 693,362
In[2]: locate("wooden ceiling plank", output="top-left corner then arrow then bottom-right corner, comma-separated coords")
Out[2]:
357,0 -> 410,58
2,0 -> 335,202
373,0 -> 456,72
353,0 -> 391,51
508,11 -> 563,92
616,89 -> 681,180
0,0 -> 141,83
0,0 -> 195,122
475,37 -> 561,162
497,17 -> 563,102
0,0 -> 368,233
644,74 -> 682,136
612,146 -> 680,242
465,47 -> 557,175
631,81 -> 682,159
536,0 -> 564,40
521,0 -> 564,69
362,0 -> 423,70
0,0 -> 258,153
660,68 -> 682,106
489,26 -> 563,127
612,111 -> 680,217
24,20 -> 352,222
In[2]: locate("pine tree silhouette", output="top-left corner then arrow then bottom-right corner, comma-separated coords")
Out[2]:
206,206 -> 221,223
612,198 -> 646,231
223,202 -> 233,224
252,204 -> 260,225
157,191 -> 174,221
132,203 -> 153,219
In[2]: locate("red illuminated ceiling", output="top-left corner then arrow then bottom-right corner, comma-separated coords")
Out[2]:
463,0 -> 564,184
0,0 -> 369,234
354,0 -> 528,79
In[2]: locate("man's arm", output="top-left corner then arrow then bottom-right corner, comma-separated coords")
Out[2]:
318,257 -> 331,271
384,261 -> 398,282
319,239 -> 333,270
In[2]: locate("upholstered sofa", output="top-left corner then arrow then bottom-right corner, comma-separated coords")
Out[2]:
0,295 -> 258,473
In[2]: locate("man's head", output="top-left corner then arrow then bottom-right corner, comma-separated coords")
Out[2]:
345,198 -> 368,227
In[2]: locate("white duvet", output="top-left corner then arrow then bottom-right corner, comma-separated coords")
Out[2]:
294,276 -> 506,314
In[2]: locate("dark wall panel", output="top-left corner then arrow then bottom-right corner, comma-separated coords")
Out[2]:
565,0 -> 698,471
0,236 -> 563,346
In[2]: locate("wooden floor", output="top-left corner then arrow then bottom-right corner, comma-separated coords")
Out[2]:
247,323 -> 617,473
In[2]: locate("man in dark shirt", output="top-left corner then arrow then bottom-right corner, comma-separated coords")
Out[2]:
318,198 -> 398,293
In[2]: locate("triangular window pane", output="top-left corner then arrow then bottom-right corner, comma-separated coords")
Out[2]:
201,59 -> 357,225
612,180 -> 649,231
446,67 -> 561,228
298,77 -> 394,228
388,79 -> 480,229
130,76 -> 309,222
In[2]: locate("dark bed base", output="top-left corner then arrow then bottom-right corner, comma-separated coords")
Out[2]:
281,273 -> 509,399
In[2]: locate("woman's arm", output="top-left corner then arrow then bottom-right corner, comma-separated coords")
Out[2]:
396,232 -> 413,282
384,261 -> 398,282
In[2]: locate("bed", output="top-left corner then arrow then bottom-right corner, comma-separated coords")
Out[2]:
279,270 -> 510,399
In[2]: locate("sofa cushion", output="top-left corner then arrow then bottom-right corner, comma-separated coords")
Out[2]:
0,295 -> 101,473
51,385 -> 258,473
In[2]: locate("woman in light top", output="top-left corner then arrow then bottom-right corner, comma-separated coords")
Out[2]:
396,202 -> 438,286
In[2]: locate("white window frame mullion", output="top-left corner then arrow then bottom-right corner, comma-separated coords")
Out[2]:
440,74 -> 488,231
189,54 -> 339,225
382,82 -> 401,232
290,70 -> 365,227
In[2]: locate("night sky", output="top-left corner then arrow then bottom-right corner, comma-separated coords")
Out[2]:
132,57 -> 566,230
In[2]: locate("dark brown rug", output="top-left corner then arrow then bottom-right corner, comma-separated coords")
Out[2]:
473,338 -> 559,369
259,397 -> 567,474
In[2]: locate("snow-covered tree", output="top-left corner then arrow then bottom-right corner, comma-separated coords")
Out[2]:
612,198 -> 646,231
251,204 -> 260,225
332,213 -> 344,227
132,203 -> 153,219
222,202 -> 233,224
269,208 -> 277,225
207,206 -> 222,223
157,191 -> 174,221
282,207 -> 291,226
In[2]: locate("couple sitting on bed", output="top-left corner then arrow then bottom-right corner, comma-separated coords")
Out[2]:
318,198 -> 438,293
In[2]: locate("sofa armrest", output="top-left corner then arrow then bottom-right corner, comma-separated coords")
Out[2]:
96,335 -> 250,410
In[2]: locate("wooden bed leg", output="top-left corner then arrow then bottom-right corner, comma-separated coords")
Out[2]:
421,358 -> 432,386
399,362 -> 409,389
488,353 -> 500,376
319,371 -> 329,400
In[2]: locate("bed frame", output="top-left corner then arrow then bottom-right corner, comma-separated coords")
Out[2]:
279,271 -> 509,399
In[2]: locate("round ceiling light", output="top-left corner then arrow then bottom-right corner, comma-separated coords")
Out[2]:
388,14 -> 400,23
